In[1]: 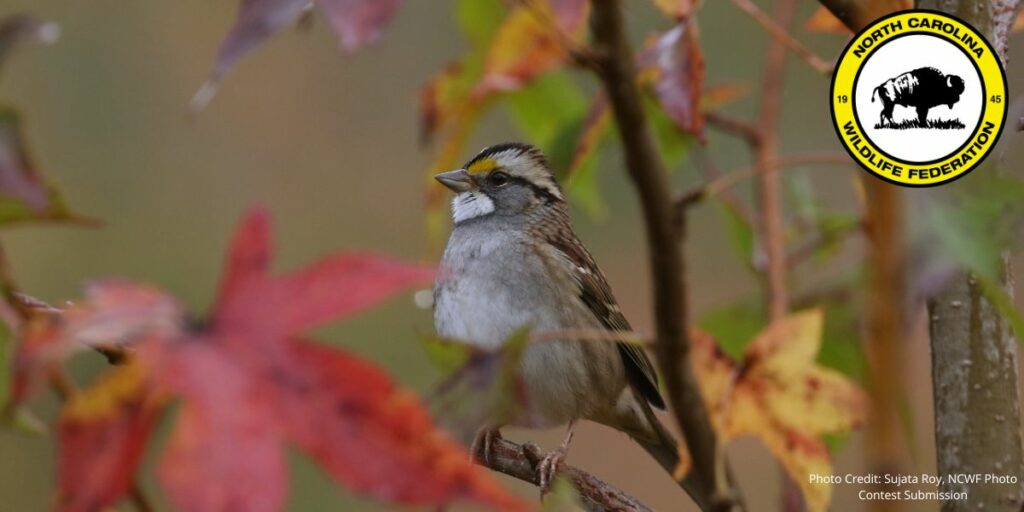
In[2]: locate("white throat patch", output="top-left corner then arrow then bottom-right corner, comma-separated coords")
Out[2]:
452,192 -> 495,223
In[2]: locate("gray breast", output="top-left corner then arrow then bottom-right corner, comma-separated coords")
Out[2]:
432,219 -> 627,427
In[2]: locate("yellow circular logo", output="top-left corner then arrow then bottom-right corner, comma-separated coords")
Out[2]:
830,10 -> 1006,186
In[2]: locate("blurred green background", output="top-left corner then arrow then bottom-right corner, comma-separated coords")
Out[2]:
0,0 -> 1021,510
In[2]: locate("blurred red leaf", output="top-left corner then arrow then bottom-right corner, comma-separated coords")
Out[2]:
192,0 -> 402,111
9,281 -> 184,408
638,22 -> 705,139
0,108 -> 90,225
13,207 -> 527,512
57,361 -> 162,512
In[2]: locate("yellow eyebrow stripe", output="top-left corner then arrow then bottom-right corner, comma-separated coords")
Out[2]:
467,158 -> 497,175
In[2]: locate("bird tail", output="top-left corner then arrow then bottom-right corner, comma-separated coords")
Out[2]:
634,412 -> 713,512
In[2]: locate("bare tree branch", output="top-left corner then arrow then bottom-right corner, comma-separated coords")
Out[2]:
729,0 -> 833,74
588,2 -> 737,510
478,437 -> 654,512
920,1 -> 1024,510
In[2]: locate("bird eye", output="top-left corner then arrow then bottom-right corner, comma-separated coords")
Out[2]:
489,171 -> 511,187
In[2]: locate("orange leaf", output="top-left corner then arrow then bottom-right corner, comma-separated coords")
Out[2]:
691,310 -> 869,512
700,83 -> 749,111
473,0 -> 589,98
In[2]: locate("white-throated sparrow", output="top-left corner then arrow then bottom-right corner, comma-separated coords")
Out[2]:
433,143 -> 694,500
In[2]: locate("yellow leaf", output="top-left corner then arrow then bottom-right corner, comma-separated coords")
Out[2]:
473,0 -> 589,98
63,359 -> 155,421
651,0 -> 695,20
690,310 -> 869,512
744,308 -> 823,377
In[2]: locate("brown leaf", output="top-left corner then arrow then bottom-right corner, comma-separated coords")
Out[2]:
0,108 -> 89,225
0,14 -> 60,76
192,0 -> 401,111
638,22 -> 705,139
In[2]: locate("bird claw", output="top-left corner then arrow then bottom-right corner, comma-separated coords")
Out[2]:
537,446 -> 567,496
470,428 -> 502,465
537,427 -> 574,497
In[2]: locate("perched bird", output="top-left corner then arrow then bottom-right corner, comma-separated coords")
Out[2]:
433,142 -> 697,503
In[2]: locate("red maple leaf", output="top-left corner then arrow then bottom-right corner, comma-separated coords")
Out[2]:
14,207 -> 528,512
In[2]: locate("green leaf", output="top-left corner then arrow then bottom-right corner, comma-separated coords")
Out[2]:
545,113 -> 607,219
644,97 -> 692,170
817,300 -> 865,380
456,0 -> 506,49
717,201 -> 755,271
923,175 -> 1024,282
428,328 -> 533,440
541,476 -> 585,512
0,108 -> 89,226
697,301 -> 763,359
419,334 -> 472,375
505,72 -> 587,146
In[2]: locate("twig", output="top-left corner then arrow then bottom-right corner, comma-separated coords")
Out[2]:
677,151 -> 854,210
729,0 -> 834,74
479,437 -> 654,512
814,4 -> 910,511
750,0 -> 800,508
704,112 -> 760,145
588,1 -> 737,510
817,0 -> 908,32
753,0 -> 796,322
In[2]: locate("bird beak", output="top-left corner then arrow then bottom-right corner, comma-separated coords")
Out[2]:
434,169 -> 476,192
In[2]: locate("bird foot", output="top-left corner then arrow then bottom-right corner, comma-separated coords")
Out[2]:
469,428 -> 502,465
537,429 -> 574,496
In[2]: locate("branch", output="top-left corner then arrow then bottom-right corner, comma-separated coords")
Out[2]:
705,112 -> 760,145
754,0 -> 796,321
479,437 -> 654,512
676,151 -> 853,210
729,0 -> 833,74
588,2 -> 735,510
816,0 -> 908,31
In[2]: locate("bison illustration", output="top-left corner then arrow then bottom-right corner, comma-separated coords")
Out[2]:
871,67 -> 965,126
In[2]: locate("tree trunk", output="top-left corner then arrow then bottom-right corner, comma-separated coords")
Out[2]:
920,1 -> 1024,510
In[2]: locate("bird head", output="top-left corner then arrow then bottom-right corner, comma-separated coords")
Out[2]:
435,142 -> 563,224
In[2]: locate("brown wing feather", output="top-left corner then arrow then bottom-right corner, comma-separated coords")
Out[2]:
536,215 -> 666,410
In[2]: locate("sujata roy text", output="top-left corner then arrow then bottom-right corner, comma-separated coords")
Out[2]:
809,473 -> 1019,487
